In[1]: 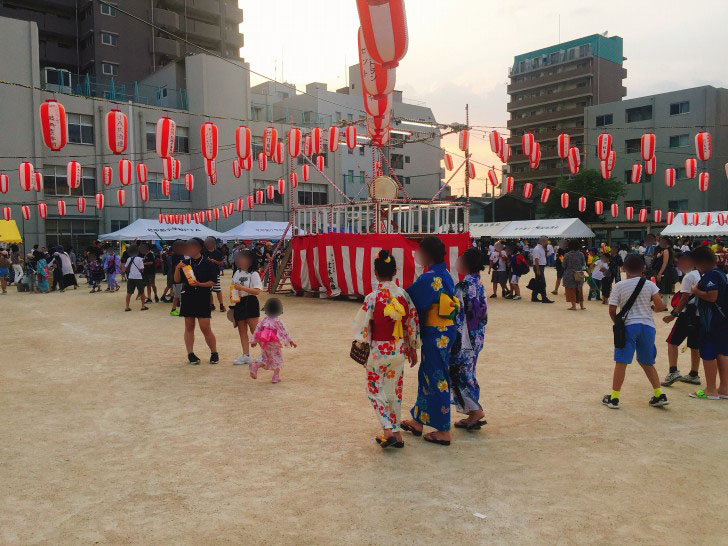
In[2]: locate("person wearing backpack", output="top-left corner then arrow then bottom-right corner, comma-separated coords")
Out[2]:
506,245 -> 527,300
603,254 -> 667,410
122,245 -> 149,312
688,246 -> 728,400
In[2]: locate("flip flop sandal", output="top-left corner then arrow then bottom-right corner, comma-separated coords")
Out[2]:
400,422 -> 422,436
689,390 -> 721,400
719,394 -> 728,400
376,436 -> 405,448
423,434 -> 450,446
124,308 -> 132,312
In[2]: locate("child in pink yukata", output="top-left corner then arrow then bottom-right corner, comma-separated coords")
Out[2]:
250,297 -> 296,383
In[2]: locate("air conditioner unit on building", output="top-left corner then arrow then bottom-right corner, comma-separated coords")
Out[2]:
42,67 -> 72,94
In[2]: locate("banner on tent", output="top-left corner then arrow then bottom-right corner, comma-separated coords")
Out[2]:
290,233 -> 470,297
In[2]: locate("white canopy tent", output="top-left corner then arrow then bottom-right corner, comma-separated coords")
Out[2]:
219,221 -> 295,241
469,222 -> 512,238
661,211 -> 728,237
98,219 -> 225,241
493,218 -> 595,240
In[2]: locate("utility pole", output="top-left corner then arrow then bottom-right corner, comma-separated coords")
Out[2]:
464,104 -> 470,230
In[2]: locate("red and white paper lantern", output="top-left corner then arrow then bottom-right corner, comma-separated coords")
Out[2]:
95,193 -> 104,210
681,212 -> 689,226
21,205 -> 30,221
76,197 -> 86,213
134,164 -> 147,185
640,133 -> 656,161
39,99 -> 67,152
105,109 -> 128,155
443,153 -> 453,171
162,179 -> 170,197
278,177 -> 285,195
19,162 -> 34,191
487,168 -> 498,188
288,127 -> 301,157
540,188 -> 551,204
699,172 -> 710,192
645,155 -> 656,176
156,117 -> 176,158
522,133 -> 535,158
685,158 -> 697,179
626,206 -> 634,221
529,142 -> 541,169
567,147 -> 580,174
38,202 -> 47,219
505,176 -> 514,193
467,162 -> 476,179
310,127 -> 323,155
267,184 -> 275,201
290,172 -> 298,189
67,161 -> 81,190
639,208 -> 648,223
665,168 -> 676,188
356,0 -> 408,68
695,131 -> 712,161
2,206 -> 10,221
247,196 -> 254,209
33,171 -> 42,192
0,174 -> 8,194
523,182 -> 533,199
273,141 -> 284,164
458,130 -> 470,152
654,210 -> 662,223
316,155 -> 325,171
557,133 -> 570,159
560,193 -> 570,209
328,126 -> 340,153
102,166 -> 113,186
256,190 -> 264,204
56,200 -> 67,216
184,173 -> 194,192
119,159 -> 133,186
258,153 -> 267,172
611,203 -> 619,218
597,132 -> 612,161
236,126 -> 251,159
263,127 -> 278,157
139,184 -> 149,202
201,158 -> 215,178
303,164 -> 310,181
594,200 -> 604,216
667,211 -> 675,225
489,130 -> 501,154
303,135 -> 313,157
500,142 -> 512,163
200,122 -> 218,160
607,149 -> 617,171
232,158 -> 242,178
117,189 -> 126,206
600,160 -> 611,180
578,197 -> 586,213
346,126 -> 357,150
206,210 -> 213,222
358,27 -> 398,99
208,171 -> 217,186
240,155 -> 252,171
630,164 -> 643,184
693,212 -> 701,226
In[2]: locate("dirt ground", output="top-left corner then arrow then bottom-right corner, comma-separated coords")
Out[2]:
1,268 -> 728,545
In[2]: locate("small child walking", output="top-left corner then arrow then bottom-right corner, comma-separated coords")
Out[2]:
87,251 -> 105,293
603,254 -> 667,409
230,250 -> 263,366
250,298 -> 296,383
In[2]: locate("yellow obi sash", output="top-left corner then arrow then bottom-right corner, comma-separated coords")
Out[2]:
424,293 -> 460,328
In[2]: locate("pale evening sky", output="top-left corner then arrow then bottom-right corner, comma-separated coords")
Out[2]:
240,0 -> 728,196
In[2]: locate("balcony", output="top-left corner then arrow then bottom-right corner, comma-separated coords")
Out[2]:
224,2 -> 244,23
186,0 -> 220,20
151,36 -> 180,58
508,63 -> 593,93
224,32 -> 244,49
186,19 -> 221,43
507,106 -> 585,130
153,8 -> 180,32
507,84 -> 593,111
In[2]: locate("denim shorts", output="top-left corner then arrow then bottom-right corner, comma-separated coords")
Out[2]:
614,323 -> 657,365
0,267 -> 8,278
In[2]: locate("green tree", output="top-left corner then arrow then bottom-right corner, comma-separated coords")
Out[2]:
536,169 -> 625,223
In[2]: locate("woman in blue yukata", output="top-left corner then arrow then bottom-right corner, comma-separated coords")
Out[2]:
451,248 -> 488,430
401,236 -> 460,446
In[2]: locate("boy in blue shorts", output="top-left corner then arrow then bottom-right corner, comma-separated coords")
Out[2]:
603,254 -> 667,409
688,246 -> 728,400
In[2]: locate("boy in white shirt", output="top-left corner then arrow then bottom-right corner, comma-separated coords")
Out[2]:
661,252 -> 702,387
603,254 -> 667,409
488,241 -> 509,299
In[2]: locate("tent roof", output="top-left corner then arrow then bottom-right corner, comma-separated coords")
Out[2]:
494,218 -> 595,240
98,219 -> 225,241
469,222 -> 512,238
219,221 -> 294,241
0,220 -> 22,243
661,211 -> 728,237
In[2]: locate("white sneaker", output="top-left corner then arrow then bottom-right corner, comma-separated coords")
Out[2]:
233,354 -> 251,365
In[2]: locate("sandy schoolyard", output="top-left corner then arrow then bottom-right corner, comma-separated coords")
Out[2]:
1,269 -> 727,544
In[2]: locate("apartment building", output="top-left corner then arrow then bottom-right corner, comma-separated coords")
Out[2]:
506,34 -> 627,195
584,85 -> 728,241
0,0 -> 243,89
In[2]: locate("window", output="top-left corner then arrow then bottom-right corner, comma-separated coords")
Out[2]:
45,219 -> 100,253
625,105 -> 652,123
252,137 -> 263,159
625,138 -> 641,154
251,106 -> 263,121
145,122 -> 155,152
101,62 -> 119,76
100,3 -> 116,16
625,199 -> 651,209
68,114 -> 94,145
402,176 -> 411,185
668,199 -> 689,212
669,134 -> 690,148
43,166 -> 96,196
297,183 -> 328,205
176,126 -> 189,153
253,180 -> 282,205
111,220 -> 128,232
595,113 -> 613,127
404,155 -> 410,164
390,154 -> 404,169
359,146 -> 365,156
148,173 -> 191,201
670,101 -> 690,115
675,167 -> 686,179
100,32 -> 118,46
359,171 -> 366,185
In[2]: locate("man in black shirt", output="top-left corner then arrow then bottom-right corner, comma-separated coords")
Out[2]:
202,236 -> 225,312
139,242 -> 159,303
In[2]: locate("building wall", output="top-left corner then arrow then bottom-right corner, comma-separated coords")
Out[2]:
584,86 -> 728,239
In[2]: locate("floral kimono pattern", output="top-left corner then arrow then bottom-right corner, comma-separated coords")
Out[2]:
252,316 -> 294,371
406,263 -> 458,432
353,281 -> 420,432
450,273 -> 487,414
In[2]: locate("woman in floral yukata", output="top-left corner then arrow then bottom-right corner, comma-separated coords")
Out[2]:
451,248 -> 488,430
353,250 -> 420,449
401,236 -> 460,446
